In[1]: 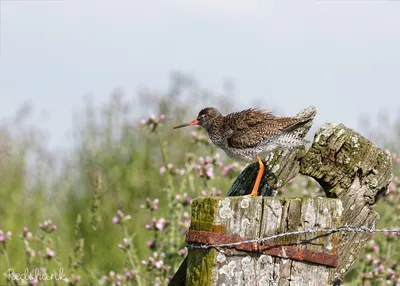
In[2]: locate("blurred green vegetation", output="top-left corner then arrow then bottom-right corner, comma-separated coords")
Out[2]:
0,73 -> 399,285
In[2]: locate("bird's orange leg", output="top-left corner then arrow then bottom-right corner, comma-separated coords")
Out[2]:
249,156 -> 264,197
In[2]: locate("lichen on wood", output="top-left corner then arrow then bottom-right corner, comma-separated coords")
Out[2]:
300,123 -> 393,283
186,197 -> 342,286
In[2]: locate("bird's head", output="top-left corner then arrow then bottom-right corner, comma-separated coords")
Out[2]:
173,107 -> 222,131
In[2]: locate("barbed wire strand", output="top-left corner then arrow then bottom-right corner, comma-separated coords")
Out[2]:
186,225 -> 400,249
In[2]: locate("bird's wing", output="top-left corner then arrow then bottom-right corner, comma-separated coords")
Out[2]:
224,109 -> 303,148
223,109 -> 274,130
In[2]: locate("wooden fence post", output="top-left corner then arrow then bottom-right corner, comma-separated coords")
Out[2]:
186,197 -> 342,285
300,123 -> 393,283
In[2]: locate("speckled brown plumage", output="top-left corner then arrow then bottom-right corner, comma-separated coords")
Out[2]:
223,109 -> 305,149
174,107 -> 313,162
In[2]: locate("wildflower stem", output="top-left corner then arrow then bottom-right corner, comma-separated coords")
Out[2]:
155,130 -> 179,252
156,131 -> 176,196
178,163 -> 194,195
123,226 -> 143,286
2,245 -> 12,269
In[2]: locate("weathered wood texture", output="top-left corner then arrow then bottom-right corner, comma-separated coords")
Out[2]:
227,106 -> 317,196
300,123 -> 393,283
186,197 -> 342,286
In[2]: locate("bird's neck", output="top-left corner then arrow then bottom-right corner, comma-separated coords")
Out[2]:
206,116 -> 224,138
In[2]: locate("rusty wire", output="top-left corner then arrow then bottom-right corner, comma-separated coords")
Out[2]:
185,225 -> 400,249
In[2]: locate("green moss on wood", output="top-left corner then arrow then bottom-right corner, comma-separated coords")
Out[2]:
190,197 -> 220,232
186,248 -> 217,286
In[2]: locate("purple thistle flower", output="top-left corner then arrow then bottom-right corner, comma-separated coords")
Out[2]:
373,258 -> 380,264
206,166 -> 214,178
159,166 -> 166,175
388,182 -> 396,191
112,216 -> 120,224
46,247 -> 56,258
146,240 -> 155,248
156,218 -> 165,231
154,261 -> 162,269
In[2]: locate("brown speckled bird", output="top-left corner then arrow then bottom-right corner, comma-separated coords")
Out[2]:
174,107 -> 313,196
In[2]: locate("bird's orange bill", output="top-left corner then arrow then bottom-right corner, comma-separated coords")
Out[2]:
173,120 -> 199,129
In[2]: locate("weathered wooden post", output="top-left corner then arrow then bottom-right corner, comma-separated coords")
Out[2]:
170,111 -> 393,285
300,123 -> 393,283
186,196 -> 342,285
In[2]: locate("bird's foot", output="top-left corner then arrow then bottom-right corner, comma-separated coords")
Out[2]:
249,187 -> 259,197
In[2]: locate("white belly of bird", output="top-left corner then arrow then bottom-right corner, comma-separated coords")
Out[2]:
222,133 -> 306,163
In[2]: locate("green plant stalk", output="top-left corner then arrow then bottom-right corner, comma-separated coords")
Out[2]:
2,244 -> 12,270
123,225 -> 143,286
178,163 -> 194,195
156,133 -> 176,195
23,239 -> 33,269
155,131 -> 179,254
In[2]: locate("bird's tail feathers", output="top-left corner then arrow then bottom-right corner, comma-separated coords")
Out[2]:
276,133 -> 308,149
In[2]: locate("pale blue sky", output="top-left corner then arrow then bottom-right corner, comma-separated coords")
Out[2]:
1,0 -> 399,148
